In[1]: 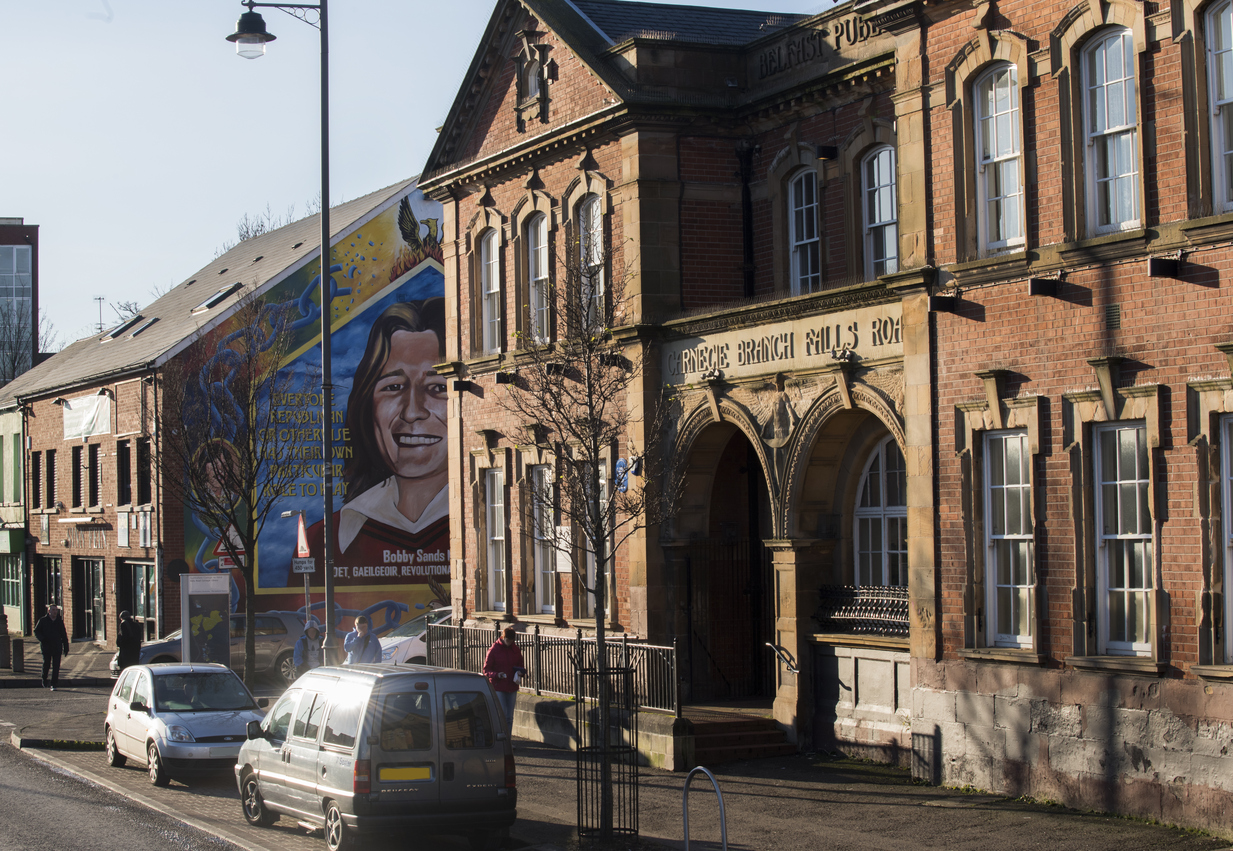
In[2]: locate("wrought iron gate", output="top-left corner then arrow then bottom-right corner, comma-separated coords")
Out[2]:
684,539 -> 773,701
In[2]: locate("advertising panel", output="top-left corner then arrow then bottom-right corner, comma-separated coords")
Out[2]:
179,187 -> 448,640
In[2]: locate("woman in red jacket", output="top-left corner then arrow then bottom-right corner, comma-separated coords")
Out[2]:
483,626 -> 525,740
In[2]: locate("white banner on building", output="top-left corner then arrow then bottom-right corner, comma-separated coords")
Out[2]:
62,394 -> 112,440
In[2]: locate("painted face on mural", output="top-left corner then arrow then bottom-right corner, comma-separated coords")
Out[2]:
371,330 -> 448,482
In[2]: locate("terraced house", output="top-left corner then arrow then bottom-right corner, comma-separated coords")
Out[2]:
423,0 -> 1233,833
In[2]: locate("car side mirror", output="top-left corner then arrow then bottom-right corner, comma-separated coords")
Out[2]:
257,697 -> 269,708
129,700 -> 147,714
246,720 -> 266,740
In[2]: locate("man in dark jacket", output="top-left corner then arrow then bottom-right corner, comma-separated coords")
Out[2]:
116,610 -> 143,671
33,605 -> 70,690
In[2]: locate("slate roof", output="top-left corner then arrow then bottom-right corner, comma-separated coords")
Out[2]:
0,177 -> 419,406
570,0 -> 803,47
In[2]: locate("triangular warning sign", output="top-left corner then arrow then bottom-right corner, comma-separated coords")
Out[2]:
212,524 -> 245,556
296,514 -> 311,558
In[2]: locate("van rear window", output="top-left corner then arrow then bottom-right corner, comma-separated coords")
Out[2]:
442,692 -> 493,750
380,692 -> 431,751
322,697 -> 364,749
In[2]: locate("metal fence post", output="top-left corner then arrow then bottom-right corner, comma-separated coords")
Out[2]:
533,624 -> 541,695
673,636 -> 682,719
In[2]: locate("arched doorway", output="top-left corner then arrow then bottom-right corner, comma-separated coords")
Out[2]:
678,422 -> 773,701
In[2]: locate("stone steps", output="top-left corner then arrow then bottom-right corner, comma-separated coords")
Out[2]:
691,717 -> 796,766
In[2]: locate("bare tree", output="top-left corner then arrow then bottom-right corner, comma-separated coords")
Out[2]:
214,197 -> 324,258
159,289 -> 314,685
495,229 -> 673,840
0,301 -> 60,384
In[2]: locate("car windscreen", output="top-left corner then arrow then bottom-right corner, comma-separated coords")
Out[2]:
386,615 -> 429,639
153,672 -> 257,713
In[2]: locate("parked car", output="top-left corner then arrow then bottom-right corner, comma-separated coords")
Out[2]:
379,607 -> 452,665
109,611 -> 308,684
104,663 -> 268,786
236,665 -> 515,851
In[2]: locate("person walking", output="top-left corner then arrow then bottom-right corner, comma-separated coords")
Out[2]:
483,626 -> 525,740
116,611 -> 143,672
343,615 -> 382,665
33,605 -> 70,690
294,622 -> 323,678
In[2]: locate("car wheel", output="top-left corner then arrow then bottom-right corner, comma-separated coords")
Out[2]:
104,728 -> 126,768
324,800 -> 352,851
241,773 -> 277,826
276,651 -> 297,685
147,742 -> 170,787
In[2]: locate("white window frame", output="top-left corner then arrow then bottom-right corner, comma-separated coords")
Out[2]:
1083,28 -> 1140,235
984,429 -> 1034,648
861,146 -> 898,279
1222,415 -> 1233,661
578,195 -> 604,328
531,465 -> 555,614
853,435 -> 907,587
480,229 -> 501,354
1208,2 -> 1233,214
975,63 -> 1025,254
527,213 -> 550,342
788,169 -> 820,294
1093,421 -> 1153,656
524,59 -> 541,101
486,468 -> 506,612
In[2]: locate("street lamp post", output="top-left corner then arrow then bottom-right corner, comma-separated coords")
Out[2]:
227,0 -> 338,664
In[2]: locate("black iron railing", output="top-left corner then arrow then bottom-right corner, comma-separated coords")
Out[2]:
815,584 -> 909,637
426,622 -> 679,715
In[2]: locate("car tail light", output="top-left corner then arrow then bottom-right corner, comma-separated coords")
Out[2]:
504,754 -> 516,789
354,759 -> 371,794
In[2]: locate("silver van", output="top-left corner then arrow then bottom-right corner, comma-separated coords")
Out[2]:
235,664 -> 515,851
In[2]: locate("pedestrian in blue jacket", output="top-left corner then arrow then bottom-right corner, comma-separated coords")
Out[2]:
343,615 -> 382,665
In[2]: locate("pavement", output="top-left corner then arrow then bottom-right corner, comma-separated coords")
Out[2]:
3,642 -> 1233,850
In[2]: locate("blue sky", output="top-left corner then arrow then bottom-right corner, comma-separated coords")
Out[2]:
3,0 -> 825,343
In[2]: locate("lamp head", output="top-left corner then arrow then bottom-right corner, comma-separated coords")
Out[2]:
226,10 -> 276,59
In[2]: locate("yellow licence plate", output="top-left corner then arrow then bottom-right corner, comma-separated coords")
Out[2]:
379,765 -> 432,782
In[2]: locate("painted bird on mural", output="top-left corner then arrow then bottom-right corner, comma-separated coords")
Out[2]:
397,196 -> 440,256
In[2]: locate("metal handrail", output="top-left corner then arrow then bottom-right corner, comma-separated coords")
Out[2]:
683,765 -> 728,851
765,642 -> 799,674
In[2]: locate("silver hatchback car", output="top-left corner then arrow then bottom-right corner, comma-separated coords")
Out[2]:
105,663 -> 268,786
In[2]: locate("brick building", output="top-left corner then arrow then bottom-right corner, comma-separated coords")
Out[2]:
423,0 -> 1233,833
2,179 -> 449,653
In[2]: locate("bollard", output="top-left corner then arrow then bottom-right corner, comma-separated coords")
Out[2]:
11,638 -> 23,673
0,635 -> 9,668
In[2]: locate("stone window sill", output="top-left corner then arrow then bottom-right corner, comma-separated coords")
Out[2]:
809,633 -> 909,652
1064,655 -> 1162,676
1190,665 -> 1233,681
957,647 -> 1045,665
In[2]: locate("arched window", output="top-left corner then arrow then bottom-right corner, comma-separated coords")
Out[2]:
480,229 -> 501,353
524,59 -> 541,101
789,169 -> 820,294
861,146 -> 898,279
578,194 -> 604,327
975,62 -> 1024,253
527,213 -> 549,341
1208,2 -> 1233,213
1083,27 -> 1139,234
854,435 -> 907,587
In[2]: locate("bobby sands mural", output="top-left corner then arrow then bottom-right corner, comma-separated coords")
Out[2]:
181,187 -> 450,638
